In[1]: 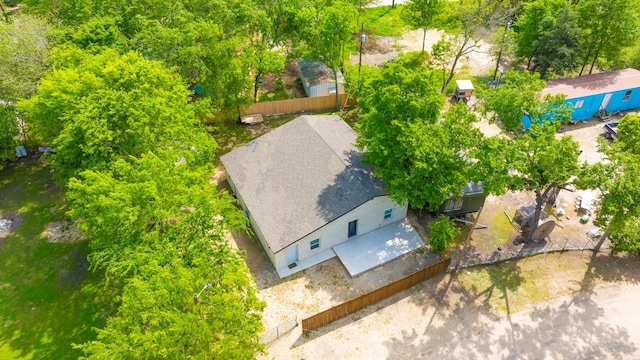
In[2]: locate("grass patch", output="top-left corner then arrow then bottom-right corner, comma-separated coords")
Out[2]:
257,79 -> 289,102
452,249 -> 634,315
0,159 -> 103,359
457,262 -> 549,313
360,5 -> 406,37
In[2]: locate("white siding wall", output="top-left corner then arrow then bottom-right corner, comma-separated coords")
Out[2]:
227,174 -> 277,265
309,82 -> 345,97
273,195 -> 407,269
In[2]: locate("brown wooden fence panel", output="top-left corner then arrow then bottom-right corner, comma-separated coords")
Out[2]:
241,93 -> 356,116
301,258 -> 451,332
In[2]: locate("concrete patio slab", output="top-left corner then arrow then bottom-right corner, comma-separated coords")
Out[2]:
275,248 -> 336,278
333,220 -> 425,277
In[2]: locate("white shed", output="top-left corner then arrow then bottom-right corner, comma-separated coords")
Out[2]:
298,60 -> 345,97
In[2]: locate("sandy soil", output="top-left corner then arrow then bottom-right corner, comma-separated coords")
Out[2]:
259,251 -> 640,360
350,29 -> 495,77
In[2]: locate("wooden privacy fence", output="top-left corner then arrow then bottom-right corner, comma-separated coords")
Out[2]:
301,258 -> 451,332
241,93 -> 356,116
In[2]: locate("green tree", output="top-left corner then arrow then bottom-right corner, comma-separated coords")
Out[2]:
429,215 -> 461,253
530,7 -> 582,79
25,0 -> 269,112
471,122 -> 580,243
513,0 -> 570,70
577,0 -> 640,75
401,0 -> 443,53
18,48 -> 214,184
0,103 -> 19,170
576,114 -> 640,253
430,36 -> 455,90
479,71 -> 568,132
76,197 -> 265,358
438,0 -> 516,91
356,60 -> 487,210
0,14 -> 52,101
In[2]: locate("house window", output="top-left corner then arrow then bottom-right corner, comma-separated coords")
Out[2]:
443,198 -> 464,213
384,209 -> 393,219
310,239 -> 320,250
623,90 -> 632,101
574,100 -> 584,109
348,220 -> 358,238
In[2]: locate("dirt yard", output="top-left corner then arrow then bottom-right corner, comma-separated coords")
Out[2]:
258,251 -> 640,360
350,29 -> 495,76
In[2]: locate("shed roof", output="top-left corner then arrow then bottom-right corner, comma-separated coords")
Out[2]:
221,115 -> 385,253
542,68 -> 640,99
298,60 -> 345,88
456,80 -> 474,91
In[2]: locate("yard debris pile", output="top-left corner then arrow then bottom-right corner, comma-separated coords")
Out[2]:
0,218 -> 13,230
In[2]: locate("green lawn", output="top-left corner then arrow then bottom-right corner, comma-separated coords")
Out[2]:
360,5 -> 406,37
0,159 -> 103,359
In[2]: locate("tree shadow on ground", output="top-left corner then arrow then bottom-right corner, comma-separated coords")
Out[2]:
0,160 -> 104,359
384,255 -> 638,359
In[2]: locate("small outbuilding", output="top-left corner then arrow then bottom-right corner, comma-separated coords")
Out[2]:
523,68 -> 640,128
298,60 -> 345,98
437,182 -> 486,217
454,80 -> 474,101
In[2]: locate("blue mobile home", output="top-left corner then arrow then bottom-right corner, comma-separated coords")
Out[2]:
522,68 -> 640,128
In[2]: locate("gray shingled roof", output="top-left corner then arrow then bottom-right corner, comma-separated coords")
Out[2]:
221,115 -> 385,254
542,68 -> 640,99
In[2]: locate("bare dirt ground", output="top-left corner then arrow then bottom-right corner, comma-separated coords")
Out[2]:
43,220 -> 84,244
259,251 -> 640,360
350,29 -> 495,76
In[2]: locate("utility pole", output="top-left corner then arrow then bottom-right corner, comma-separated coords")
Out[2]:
358,23 -> 365,74
492,20 -> 512,83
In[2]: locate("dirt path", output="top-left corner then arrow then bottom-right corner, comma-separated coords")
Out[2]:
259,252 -> 640,359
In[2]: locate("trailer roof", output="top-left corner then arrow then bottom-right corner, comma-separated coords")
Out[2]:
542,68 -> 640,99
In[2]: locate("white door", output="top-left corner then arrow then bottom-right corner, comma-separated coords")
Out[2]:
599,93 -> 613,111
286,244 -> 298,264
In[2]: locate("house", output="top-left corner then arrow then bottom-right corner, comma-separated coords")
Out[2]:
298,60 -> 345,97
221,115 -> 423,278
522,68 -> 640,128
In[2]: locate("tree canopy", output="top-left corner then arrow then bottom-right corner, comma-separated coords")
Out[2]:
356,59 -> 487,210
576,114 -> 640,253
18,48 -> 215,184
471,122 -> 580,242
0,14 -> 52,101
14,44 -> 265,357
480,71 -> 572,132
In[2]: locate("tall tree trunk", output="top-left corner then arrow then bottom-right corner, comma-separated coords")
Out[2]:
253,75 -> 260,102
422,28 -> 427,53
588,38 -> 605,75
332,67 -> 340,111
593,225 -> 611,254
443,46 -> 465,93
579,41 -> 594,76
527,186 -> 554,243
526,45 -> 539,70
0,2 -> 7,22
